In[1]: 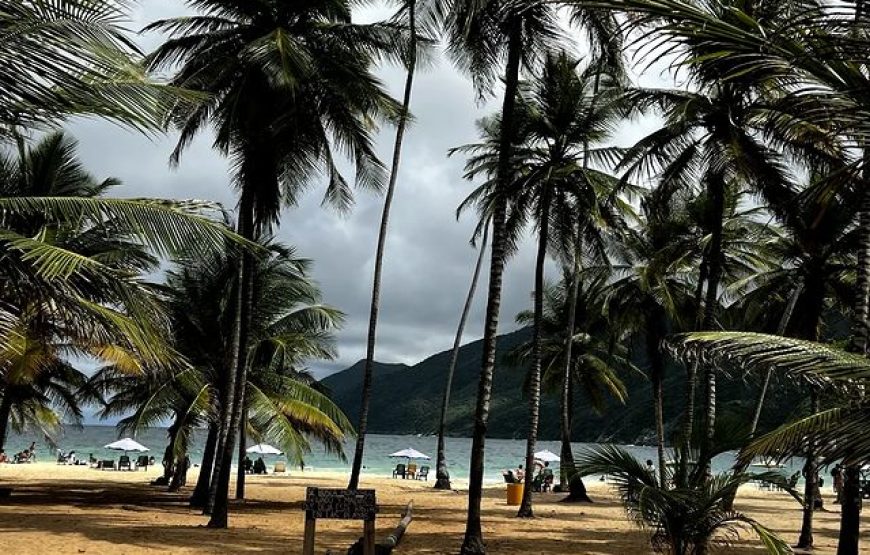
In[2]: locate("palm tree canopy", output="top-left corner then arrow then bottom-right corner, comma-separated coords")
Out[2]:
145,0 -> 405,229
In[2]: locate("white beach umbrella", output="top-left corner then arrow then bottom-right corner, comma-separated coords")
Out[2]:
389,448 -> 430,465
534,449 -> 560,463
246,443 -> 283,455
750,458 -> 785,469
104,437 -> 148,455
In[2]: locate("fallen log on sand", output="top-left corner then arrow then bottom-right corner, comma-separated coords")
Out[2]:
346,501 -> 413,555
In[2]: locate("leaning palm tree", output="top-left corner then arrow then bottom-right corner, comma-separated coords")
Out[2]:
349,0 -> 437,490
434,223 -> 489,490
146,0 -> 400,526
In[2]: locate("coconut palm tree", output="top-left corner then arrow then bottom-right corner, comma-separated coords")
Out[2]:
349,0 -> 438,490
434,224 -> 489,490
0,0 -> 190,134
510,276 -> 634,497
0,132 -> 241,450
92,237 -> 351,499
503,51 -> 630,515
146,0 -> 400,526
669,330 -> 870,554
440,0 -> 557,526
602,191 -> 697,487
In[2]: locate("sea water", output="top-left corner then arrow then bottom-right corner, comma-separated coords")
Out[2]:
4,427 -> 803,483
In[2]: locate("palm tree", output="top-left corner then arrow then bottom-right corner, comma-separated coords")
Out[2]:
0,132 -> 241,450
146,0 -> 400,526
576,444 -> 792,555
510,276 -> 634,498
602,191 -> 696,487
434,224 -> 489,490
440,0 -> 561,535
504,51 -> 630,515
349,0 -> 437,490
669,331 -> 870,554
92,238 -> 352,499
0,0 -> 189,133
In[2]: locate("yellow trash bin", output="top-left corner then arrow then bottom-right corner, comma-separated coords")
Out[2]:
506,483 -> 524,505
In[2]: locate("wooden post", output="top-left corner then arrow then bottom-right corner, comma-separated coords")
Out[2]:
363,520 -> 376,555
302,511 -> 316,555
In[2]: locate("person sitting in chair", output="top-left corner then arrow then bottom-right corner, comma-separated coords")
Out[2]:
253,457 -> 267,475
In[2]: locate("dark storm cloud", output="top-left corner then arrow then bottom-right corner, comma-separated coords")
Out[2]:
65,1 -> 666,381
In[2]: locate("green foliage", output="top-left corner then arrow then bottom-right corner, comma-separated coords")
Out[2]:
576,444 -> 792,554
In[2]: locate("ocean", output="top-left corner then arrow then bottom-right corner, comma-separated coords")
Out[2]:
5,426 -> 804,483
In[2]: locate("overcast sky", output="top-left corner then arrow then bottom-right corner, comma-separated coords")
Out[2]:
65,0 -> 667,381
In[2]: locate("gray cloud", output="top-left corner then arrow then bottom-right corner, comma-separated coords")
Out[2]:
66,0 -> 663,382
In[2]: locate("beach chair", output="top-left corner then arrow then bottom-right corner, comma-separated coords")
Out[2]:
100,459 -> 116,471
273,461 -> 287,475
417,465 -> 430,481
406,463 -> 417,479
135,455 -> 149,471
392,463 -> 406,479
118,455 -> 132,471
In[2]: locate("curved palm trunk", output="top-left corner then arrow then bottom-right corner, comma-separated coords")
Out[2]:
646,307 -> 668,488
559,249 -> 581,495
460,21 -> 521,555
207,187 -> 256,528
190,424 -> 218,508
518,189 -> 552,518
348,1 -> 417,490
723,283 -> 805,511
749,284 -> 803,435
235,407 -> 247,499
435,225 -> 489,490
700,173 -> 725,473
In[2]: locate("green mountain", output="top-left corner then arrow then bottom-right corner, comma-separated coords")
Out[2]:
321,328 -> 807,442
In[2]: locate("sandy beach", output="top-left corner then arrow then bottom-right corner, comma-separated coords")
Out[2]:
0,463 -> 866,554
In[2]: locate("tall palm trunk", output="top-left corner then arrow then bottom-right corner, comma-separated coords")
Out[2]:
460,20 -> 521,555
700,173 -> 725,472
235,407 -> 247,499
680,257 -> 707,455
749,284 -> 802,435
518,189 -> 552,518
0,391 -> 12,453
559,246 -> 581,494
348,0 -> 417,490
646,306 -> 668,488
839,164 -> 870,555
797,389 -> 820,549
190,424 -> 218,508
204,364 -> 234,514
207,187 -> 256,528
435,225 -> 489,490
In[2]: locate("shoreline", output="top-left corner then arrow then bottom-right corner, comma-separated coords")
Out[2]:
0,462 -> 866,553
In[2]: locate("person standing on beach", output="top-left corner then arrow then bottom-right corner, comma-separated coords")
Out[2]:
832,465 -> 844,503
